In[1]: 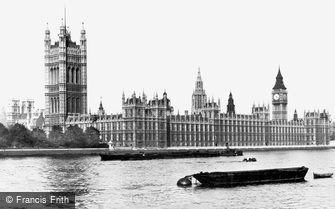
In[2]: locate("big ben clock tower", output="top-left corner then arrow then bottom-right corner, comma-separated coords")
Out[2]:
272,68 -> 288,120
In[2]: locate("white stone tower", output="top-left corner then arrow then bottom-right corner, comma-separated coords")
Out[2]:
44,19 -> 87,130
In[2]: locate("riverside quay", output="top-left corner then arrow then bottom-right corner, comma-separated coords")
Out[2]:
45,23 -> 331,148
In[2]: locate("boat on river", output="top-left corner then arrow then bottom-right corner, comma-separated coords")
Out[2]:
100,147 -> 242,161
243,157 -> 257,162
313,172 -> 333,179
188,166 -> 308,187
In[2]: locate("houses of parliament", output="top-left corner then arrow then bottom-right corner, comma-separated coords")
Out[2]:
45,22 -> 331,147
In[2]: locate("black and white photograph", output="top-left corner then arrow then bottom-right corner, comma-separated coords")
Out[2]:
0,0 -> 335,208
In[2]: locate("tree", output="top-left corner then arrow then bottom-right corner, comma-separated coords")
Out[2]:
48,125 -> 64,147
52,125 -> 63,133
84,126 -> 100,147
0,123 -> 9,148
0,123 -> 9,136
32,128 -> 46,140
63,125 -> 86,148
31,128 -> 52,148
0,137 -> 8,149
8,123 -> 34,148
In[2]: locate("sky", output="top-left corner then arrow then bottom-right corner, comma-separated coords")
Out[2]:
0,0 -> 334,119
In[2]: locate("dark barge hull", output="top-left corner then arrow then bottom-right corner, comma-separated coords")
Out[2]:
192,166 -> 308,187
100,148 -> 242,161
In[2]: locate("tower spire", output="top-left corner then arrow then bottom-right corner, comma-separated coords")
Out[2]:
99,97 -> 103,109
195,67 -> 203,89
45,22 -> 50,39
197,67 -> 201,81
273,67 -> 286,90
98,96 -> 105,115
192,68 -> 207,114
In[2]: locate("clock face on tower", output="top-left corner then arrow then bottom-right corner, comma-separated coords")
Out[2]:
273,94 -> 279,100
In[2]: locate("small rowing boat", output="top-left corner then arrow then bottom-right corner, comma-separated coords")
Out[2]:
313,172 -> 333,179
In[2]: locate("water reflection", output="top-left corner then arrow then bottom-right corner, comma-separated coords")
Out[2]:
43,156 -> 93,195
41,156 -> 104,209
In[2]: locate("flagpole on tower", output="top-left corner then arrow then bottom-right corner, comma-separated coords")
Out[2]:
64,6 -> 66,27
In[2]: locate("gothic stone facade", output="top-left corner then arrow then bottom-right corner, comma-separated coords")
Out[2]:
65,70 -> 330,147
44,22 -> 87,130
6,99 -> 44,130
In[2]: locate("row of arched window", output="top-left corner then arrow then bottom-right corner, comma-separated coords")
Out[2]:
50,97 -> 60,113
50,97 -> 81,114
49,67 -> 59,85
67,97 -> 81,113
66,67 -> 81,84
48,67 -> 81,85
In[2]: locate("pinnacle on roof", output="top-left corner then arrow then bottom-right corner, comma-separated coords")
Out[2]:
229,92 -> 233,98
45,22 -> 50,33
293,109 -> 298,121
99,97 -> 104,110
227,92 -> 235,114
273,67 -> 287,90
81,22 -> 86,34
99,101 -> 104,110
228,92 -> 234,103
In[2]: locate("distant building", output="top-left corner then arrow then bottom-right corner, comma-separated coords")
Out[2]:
304,110 -> 331,145
65,69 -> 331,147
6,99 -> 45,130
44,20 -> 87,131
331,122 -> 335,140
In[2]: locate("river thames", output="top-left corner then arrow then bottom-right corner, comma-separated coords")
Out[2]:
1,149 -> 335,209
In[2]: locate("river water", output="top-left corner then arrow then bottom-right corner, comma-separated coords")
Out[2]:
1,149 -> 335,209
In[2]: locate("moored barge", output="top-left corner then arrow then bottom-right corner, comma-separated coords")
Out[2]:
100,147 -> 242,161
191,166 -> 308,187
